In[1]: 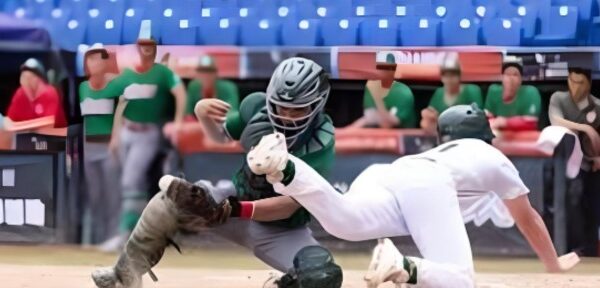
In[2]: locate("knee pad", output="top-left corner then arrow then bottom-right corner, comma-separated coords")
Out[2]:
277,246 -> 343,288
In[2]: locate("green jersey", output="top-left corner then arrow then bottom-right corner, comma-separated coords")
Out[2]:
226,92 -> 335,228
119,64 -> 182,123
363,81 -> 417,128
484,84 -> 541,117
428,84 -> 483,114
79,79 -> 124,136
185,79 -> 240,115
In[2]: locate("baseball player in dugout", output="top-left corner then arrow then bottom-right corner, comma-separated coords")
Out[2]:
346,54 -> 416,129
92,57 -> 343,288
79,44 -> 124,245
549,62 -> 600,256
485,56 -> 542,131
246,104 -> 580,288
99,24 -> 187,252
421,55 -> 483,134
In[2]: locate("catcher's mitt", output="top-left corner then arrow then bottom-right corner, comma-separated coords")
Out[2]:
160,175 -> 232,230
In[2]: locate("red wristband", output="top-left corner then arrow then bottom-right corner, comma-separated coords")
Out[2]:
240,201 -> 255,219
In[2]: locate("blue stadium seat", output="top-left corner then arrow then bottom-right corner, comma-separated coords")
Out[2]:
43,6 -> 71,46
314,0 -> 354,18
240,18 -> 281,46
533,6 -> 579,45
128,0 -> 163,19
59,0 -> 90,19
85,5 -> 123,45
161,17 -> 197,45
4,0 -> 30,19
431,0 -> 475,18
27,0 -> 55,19
390,0 -> 433,17
399,17 -> 439,46
202,0 -> 237,8
321,18 -> 359,45
197,18 -> 239,45
121,7 -> 162,44
86,14 -> 123,45
352,0 -> 394,17
441,17 -> 480,45
497,3 -> 541,44
552,0 -> 594,43
55,17 -> 87,51
281,19 -> 320,46
590,16 -> 600,45
359,17 -> 399,46
237,6 -> 279,19
482,17 -> 522,46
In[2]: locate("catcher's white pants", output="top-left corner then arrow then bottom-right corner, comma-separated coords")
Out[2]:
274,156 -> 474,288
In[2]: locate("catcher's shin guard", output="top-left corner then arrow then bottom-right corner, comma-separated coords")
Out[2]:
92,190 -> 179,288
92,176 -> 231,288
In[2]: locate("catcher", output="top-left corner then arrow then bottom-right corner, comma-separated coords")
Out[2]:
91,57 -> 342,288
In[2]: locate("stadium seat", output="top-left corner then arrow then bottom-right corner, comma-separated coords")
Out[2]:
359,17 -> 399,46
240,18 -> 281,46
441,17 -> 480,45
314,0 -> 354,18
353,0 -> 394,17
399,17 -> 439,46
589,16 -> 600,45
122,7 -> 162,44
27,0 -> 55,19
482,17 -> 522,46
497,3 -> 541,44
321,18 -> 359,45
202,0 -> 237,9
44,7 -> 71,46
128,0 -> 163,19
161,17 -> 197,45
431,0 -> 475,18
552,0 -> 594,43
390,0 -> 433,17
55,17 -> 87,51
534,6 -> 579,45
4,0 -> 30,19
281,19 -> 320,46
85,5 -> 123,45
58,0 -> 90,19
197,18 -> 239,45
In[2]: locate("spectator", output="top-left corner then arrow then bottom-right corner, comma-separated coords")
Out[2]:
485,57 -> 541,131
548,64 -> 600,256
185,55 -> 239,120
347,55 -> 416,128
79,45 -> 123,244
421,56 -> 483,134
6,58 -> 67,128
103,33 -> 186,251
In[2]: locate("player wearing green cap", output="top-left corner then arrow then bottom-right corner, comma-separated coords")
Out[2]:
79,45 -> 124,244
185,55 -> 239,118
485,57 -> 541,131
247,103 -> 579,288
347,54 -> 416,129
421,55 -> 483,134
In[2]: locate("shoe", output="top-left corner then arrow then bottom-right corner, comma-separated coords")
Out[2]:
262,272 -> 283,288
364,238 -> 416,288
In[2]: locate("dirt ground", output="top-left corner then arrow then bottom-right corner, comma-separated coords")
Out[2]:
0,245 -> 599,288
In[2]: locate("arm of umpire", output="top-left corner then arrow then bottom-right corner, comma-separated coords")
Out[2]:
503,195 -> 580,273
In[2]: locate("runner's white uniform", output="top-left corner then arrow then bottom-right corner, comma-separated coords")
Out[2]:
273,139 -> 530,288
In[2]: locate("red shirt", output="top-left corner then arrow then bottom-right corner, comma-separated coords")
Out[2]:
7,85 -> 67,128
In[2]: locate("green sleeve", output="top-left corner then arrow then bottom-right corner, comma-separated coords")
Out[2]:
428,87 -> 445,113
220,80 -> 240,112
485,84 -> 500,115
185,80 -> 200,115
78,82 -> 86,103
162,64 -> 181,90
466,84 -> 483,108
389,83 -> 416,128
224,92 -> 266,141
363,85 -> 375,109
521,85 -> 542,117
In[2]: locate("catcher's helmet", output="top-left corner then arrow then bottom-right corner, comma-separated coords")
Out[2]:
438,103 -> 495,143
266,57 -> 330,148
275,246 -> 343,288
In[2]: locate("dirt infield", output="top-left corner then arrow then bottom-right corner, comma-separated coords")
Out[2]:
0,246 -> 599,288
